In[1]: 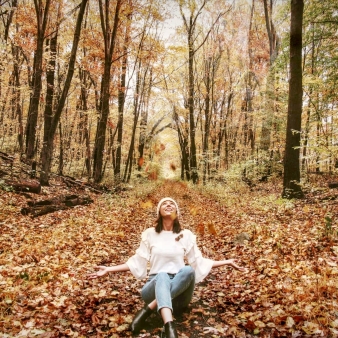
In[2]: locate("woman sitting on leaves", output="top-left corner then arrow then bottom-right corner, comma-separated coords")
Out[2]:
88,198 -> 246,337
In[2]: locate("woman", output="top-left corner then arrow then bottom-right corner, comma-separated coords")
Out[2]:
88,197 -> 246,337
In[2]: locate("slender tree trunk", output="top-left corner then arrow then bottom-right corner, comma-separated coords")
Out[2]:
12,44 -> 24,152
260,0 -> 278,152
125,65 -> 153,183
188,35 -> 198,183
282,0 -> 304,198
26,0 -> 51,161
79,69 -> 91,178
221,91 -> 233,170
215,93 -> 227,171
40,33 -> 58,185
40,0 -> 88,185
138,69 -> 152,171
245,0 -> 256,154
79,6 -> 91,179
58,122 -> 64,175
1,0 -> 17,134
114,39 -> 128,181
302,24 -> 315,174
174,108 -> 190,181
93,0 -> 121,183
124,66 -> 142,182
202,57 -> 211,185
315,113 -> 320,172
3,0 -> 16,42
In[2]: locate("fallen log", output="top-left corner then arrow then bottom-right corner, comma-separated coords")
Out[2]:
5,179 -> 41,194
62,176 -> 103,193
328,182 -> 338,189
0,151 -> 14,165
0,170 -> 7,178
21,194 -> 93,217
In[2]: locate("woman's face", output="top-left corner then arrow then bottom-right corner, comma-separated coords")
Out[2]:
159,200 -> 177,218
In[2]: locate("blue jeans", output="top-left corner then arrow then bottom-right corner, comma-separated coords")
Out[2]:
141,266 -> 195,313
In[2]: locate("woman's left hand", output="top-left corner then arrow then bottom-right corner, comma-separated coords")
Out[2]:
226,259 -> 247,272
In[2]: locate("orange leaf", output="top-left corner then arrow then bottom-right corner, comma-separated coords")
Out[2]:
197,223 -> 205,235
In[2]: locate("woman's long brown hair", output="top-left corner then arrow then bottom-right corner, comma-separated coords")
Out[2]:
155,216 -> 182,234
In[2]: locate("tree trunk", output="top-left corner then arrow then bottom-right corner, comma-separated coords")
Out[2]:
179,1 -> 225,183
202,57 -> 212,185
12,42 -> 24,152
124,62 -> 144,183
79,69 -> 92,178
245,0 -> 256,154
39,0 -> 88,185
5,179 -> 41,194
93,0 -> 121,183
282,0 -> 304,198
26,0 -> 51,161
173,107 -> 190,181
215,92 -> 227,172
78,8 -> 91,179
21,194 -> 93,217
40,33 -> 58,186
188,35 -> 198,183
114,20 -> 129,182
260,0 -> 279,152
137,69 -> 152,171
3,0 -> 16,42
58,122 -> 64,175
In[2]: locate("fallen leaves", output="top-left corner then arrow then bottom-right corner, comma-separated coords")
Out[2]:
1,179 -> 338,337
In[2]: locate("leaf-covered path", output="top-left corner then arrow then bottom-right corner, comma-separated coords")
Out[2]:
1,179 -> 338,337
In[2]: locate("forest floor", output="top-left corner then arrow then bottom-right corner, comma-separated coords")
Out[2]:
1,176 -> 338,338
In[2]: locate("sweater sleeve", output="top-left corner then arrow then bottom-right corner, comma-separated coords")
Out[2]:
184,230 -> 213,283
126,229 -> 151,280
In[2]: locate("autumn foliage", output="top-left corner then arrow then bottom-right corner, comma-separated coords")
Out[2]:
1,179 -> 337,337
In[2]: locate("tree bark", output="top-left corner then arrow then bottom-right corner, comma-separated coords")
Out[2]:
260,0 -> 279,152
137,68 -> 152,171
187,32 -> 198,183
21,194 -> 93,217
282,0 -> 304,198
114,17 -> 128,182
179,1 -> 225,183
78,68 -> 92,178
93,0 -> 122,183
124,62 -> 143,183
244,0 -> 256,154
40,32 -> 58,185
179,2 -> 206,184
3,0 -> 16,42
26,0 -> 51,161
12,42 -> 24,152
39,0 -> 88,185
5,179 -> 41,194
202,56 -> 211,185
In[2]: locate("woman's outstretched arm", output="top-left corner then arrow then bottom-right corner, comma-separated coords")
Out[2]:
88,263 -> 130,279
212,259 -> 247,272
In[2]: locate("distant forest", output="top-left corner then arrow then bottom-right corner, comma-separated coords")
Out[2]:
0,0 -> 337,197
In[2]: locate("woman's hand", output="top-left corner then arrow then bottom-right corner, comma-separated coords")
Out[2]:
212,259 -> 248,272
88,266 -> 109,279
226,259 -> 247,272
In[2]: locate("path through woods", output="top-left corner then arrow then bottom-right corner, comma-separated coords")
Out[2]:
1,179 -> 338,337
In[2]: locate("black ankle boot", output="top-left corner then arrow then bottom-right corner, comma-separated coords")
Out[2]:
130,304 -> 153,333
164,321 -> 178,338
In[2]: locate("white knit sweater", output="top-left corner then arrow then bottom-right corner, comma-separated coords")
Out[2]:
126,227 -> 213,283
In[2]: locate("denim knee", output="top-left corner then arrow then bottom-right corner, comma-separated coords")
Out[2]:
180,266 -> 195,281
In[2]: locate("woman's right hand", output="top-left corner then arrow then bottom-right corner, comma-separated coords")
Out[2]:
88,266 -> 109,279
